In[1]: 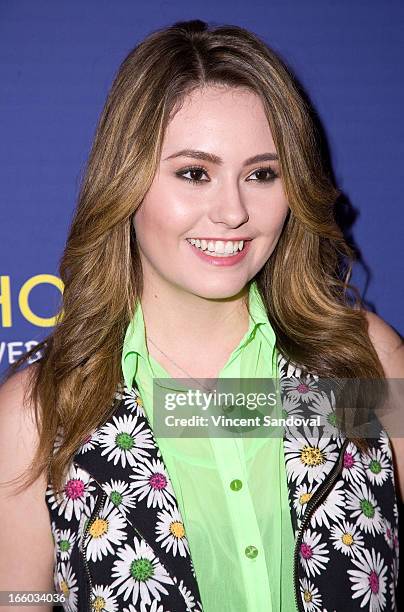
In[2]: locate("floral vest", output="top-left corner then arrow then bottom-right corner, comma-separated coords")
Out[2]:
46,352 -> 400,612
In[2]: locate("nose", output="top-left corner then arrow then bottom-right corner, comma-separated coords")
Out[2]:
208,181 -> 249,228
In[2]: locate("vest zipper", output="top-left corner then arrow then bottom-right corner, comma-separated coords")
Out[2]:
80,490 -> 107,612
292,437 -> 349,612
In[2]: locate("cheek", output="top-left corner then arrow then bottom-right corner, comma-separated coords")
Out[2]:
256,197 -> 289,237
133,192 -> 195,253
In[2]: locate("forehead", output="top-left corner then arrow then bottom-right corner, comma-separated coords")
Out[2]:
162,85 -> 275,152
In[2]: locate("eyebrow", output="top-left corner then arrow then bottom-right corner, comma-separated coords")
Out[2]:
163,149 -> 279,166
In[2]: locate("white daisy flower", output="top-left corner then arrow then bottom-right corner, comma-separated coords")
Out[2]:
293,484 -> 315,520
189,558 -> 197,580
281,394 -> 304,417
123,386 -> 147,417
77,428 -> 101,454
130,457 -> 176,509
389,565 -> 397,611
392,525 -> 399,554
310,479 -> 345,529
284,426 -> 339,486
347,547 -> 387,612
114,381 -> 126,400
280,395 -> 304,433
91,584 -> 119,612
390,555 -> 399,610
393,497 -> 399,522
57,529 -> 77,561
103,479 -> 138,515
308,390 -> 342,436
392,552 -> 399,583
329,519 -> 365,558
53,425 -> 65,454
333,434 -> 346,450
124,601 -> 172,612
281,377 -> 321,403
155,506 -> 190,558
277,353 -> 293,377
98,413 -> 155,468
382,517 -> 394,550
278,356 -> 319,382
177,579 -> 196,609
378,428 -> 392,459
345,481 -> 384,536
299,577 -> 323,611
57,560 -> 79,612
340,443 -> 366,485
362,447 -> 391,486
110,536 -> 174,607
50,520 -> 59,546
298,528 -> 330,577
79,488 -> 98,540
46,464 -> 96,522
84,498 -> 127,562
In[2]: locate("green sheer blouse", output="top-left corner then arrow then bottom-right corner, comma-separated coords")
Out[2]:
122,280 -> 297,611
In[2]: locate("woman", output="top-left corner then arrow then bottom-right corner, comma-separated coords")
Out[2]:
0,18 -> 402,612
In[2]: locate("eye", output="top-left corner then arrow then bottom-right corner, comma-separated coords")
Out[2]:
175,165 -> 209,185
175,164 -> 279,186
247,166 -> 279,183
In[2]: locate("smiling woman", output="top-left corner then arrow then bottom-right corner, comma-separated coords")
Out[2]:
133,85 -> 289,307
0,18 -> 401,612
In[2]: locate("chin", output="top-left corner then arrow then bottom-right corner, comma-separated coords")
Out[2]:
181,278 -> 250,300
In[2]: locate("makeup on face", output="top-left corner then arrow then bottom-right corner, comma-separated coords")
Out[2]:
133,86 -> 289,299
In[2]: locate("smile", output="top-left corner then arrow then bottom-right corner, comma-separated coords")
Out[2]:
186,238 -> 245,256
185,238 -> 252,266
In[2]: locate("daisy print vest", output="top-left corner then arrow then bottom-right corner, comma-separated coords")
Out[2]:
45,352 -> 400,612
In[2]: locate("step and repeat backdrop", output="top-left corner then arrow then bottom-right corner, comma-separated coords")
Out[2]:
1,1 -> 403,376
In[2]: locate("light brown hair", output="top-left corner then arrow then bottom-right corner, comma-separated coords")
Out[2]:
1,19 -> 385,497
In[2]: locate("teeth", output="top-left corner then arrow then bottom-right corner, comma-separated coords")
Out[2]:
187,238 -> 245,256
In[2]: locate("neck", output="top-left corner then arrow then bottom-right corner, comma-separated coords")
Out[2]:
140,275 -> 251,378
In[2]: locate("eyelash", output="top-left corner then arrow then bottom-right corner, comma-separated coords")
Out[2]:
175,165 -> 279,186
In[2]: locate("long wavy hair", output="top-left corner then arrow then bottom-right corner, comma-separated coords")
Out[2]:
2,19 -> 386,497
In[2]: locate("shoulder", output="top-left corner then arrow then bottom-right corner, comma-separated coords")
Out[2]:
0,364 -> 41,482
0,364 -> 38,434
363,309 -> 403,372
0,362 -> 37,397
362,309 -> 404,504
0,365 -> 55,594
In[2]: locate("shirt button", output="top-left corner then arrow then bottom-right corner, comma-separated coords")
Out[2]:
245,545 -> 258,559
230,479 -> 243,491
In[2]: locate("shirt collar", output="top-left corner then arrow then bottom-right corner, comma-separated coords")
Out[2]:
121,280 -> 275,390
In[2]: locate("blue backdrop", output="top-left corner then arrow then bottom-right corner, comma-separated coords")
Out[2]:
1,0 -> 403,374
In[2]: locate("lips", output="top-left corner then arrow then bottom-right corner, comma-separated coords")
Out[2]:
186,238 -> 252,267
